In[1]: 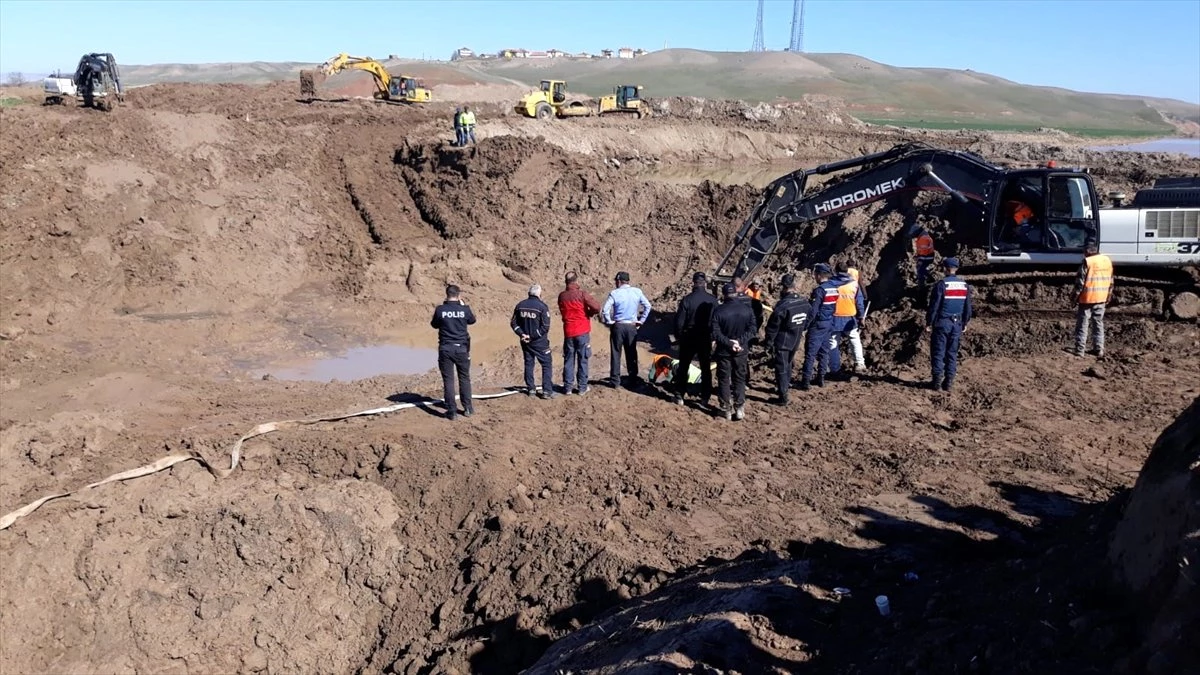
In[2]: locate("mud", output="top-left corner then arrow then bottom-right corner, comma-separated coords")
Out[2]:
1,81 -> 1199,675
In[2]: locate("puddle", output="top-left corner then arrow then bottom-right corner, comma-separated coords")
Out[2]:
261,344 -> 438,382
629,163 -> 794,188
1087,137 -> 1200,157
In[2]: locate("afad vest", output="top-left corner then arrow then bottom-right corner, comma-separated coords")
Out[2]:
1080,254 -> 1113,305
834,279 -> 859,317
915,234 -> 935,258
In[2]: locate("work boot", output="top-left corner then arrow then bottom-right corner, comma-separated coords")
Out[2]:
541,390 -> 557,400
1071,348 -> 1084,357
941,380 -> 953,392
446,411 -> 457,421
672,395 -> 684,406
799,381 -> 811,392
527,388 -> 537,397
462,407 -> 474,417
930,379 -> 942,391
774,395 -> 789,406
815,374 -> 825,388
734,406 -> 745,421
1096,350 -> 1105,360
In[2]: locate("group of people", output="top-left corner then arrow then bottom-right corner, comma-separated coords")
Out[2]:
429,239 -> 1115,420
451,106 -> 477,147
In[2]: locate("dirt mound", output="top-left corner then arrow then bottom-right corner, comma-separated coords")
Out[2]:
1109,396 -> 1200,674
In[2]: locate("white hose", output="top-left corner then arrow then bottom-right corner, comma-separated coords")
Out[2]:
0,389 -> 522,531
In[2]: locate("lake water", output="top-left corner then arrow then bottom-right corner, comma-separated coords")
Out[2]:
1087,138 -> 1200,157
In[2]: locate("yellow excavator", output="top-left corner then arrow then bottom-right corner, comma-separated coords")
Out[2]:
300,53 -> 432,103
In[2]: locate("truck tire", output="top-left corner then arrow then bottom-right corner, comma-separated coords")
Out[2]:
535,102 -> 553,120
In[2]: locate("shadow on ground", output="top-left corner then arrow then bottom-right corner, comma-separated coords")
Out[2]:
443,481 -> 1146,675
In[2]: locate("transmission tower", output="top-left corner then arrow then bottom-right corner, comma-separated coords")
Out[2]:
789,0 -> 807,52
751,0 -> 766,52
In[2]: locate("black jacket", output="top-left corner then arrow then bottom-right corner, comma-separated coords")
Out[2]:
431,300 -> 476,347
511,296 -> 552,347
674,287 -> 718,341
710,298 -> 757,356
763,292 -> 810,351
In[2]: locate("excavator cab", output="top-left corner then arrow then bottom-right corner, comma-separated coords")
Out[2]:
991,171 -> 1099,256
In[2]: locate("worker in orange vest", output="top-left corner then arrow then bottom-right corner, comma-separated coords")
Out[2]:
911,225 -> 936,291
1073,241 -> 1113,358
745,279 -> 768,337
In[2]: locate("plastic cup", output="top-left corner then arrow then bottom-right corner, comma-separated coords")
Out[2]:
875,594 -> 891,616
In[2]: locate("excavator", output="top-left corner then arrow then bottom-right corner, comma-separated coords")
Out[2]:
73,52 -> 124,111
713,142 -> 1200,319
301,53 -> 431,103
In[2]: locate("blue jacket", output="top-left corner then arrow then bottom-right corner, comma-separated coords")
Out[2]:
830,272 -> 866,331
926,274 -> 972,328
807,278 -> 842,329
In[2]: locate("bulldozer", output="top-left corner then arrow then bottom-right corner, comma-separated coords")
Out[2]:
515,80 -> 651,120
300,53 -> 431,103
598,84 -> 651,118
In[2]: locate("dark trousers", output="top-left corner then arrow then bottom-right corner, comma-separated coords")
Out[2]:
438,344 -> 472,412
454,126 -> 464,146
522,340 -> 554,393
801,325 -> 832,382
715,350 -> 749,408
563,333 -> 591,392
674,336 -> 712,399
774,348 -> 796,398
930,320 -> 963,388
608,323 -> 639,386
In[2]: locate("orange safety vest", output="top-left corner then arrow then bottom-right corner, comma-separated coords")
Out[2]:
1079,254 -> 1113,305
847,268 -> 860,282
915,233 -> 935,258
1007,201 -> 1034,224
834,279 -> 858,317
745,288 -> 763,301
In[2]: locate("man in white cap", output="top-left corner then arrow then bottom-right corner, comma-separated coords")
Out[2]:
511,284 -> 555,398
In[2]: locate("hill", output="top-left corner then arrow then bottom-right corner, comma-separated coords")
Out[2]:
113,49 -> 1199,136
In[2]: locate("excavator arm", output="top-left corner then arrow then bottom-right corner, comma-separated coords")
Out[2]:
714,142 -> 1008,282
320,53 -> 393,96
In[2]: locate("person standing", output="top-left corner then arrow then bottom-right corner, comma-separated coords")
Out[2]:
800,263 -> 840,390
461,105 -> 477,146
828,261 -> 867,375
745,279 -> 767,338
511,284 -> 555,398
671,271 -> 717,406
557,271 -> 602,395
1073,241 -> 1112,359
710,283 -> 757,420
925,258 -> 973,392
430,284 -> 476,420
911,225 -> 936,293
763,273 -> 809,405
453,106 -> 464,147
601,271 -> 652,389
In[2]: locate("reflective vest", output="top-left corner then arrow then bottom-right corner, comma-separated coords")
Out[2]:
1008,201 -> 1034,224
1080,254 -> 1113,305
915,233 -> 935,258
834,279 -> 859,317
847,268 -> 860,282
648,355 -> 702,384
461,111 -> 476,126
745,288 -> 763,301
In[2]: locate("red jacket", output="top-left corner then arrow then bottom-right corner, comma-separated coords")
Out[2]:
557,282 -> 601,338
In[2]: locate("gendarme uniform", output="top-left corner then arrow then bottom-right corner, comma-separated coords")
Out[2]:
926,258 -> 972,392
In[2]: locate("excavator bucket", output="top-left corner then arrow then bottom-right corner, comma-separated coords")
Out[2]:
299,70 -> 327,98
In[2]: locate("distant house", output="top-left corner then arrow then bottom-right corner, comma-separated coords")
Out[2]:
547,49 -> 565,58
574,51 -> 592,59
527,50 -> 550,59
633,48 -> 648,57
452,47 -> 473,60
617,47 -> 634,59
601,49 -> 614,59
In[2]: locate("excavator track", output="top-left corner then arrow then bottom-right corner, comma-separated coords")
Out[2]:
960,266 -> 1200,321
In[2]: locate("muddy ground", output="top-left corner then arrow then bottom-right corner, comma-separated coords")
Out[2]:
1,82 -> 1198,674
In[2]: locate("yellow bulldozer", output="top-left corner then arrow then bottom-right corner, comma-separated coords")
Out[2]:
514,80 -> 650,119
300,53 -> 432,103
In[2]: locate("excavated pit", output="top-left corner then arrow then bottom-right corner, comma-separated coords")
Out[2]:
1,82 -> 1198,675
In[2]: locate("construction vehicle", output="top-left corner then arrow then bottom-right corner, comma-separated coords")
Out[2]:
42,71 -> 76,105
515,80 -> 593,119
714,142 -> 1200,319
73,53 -> 124,111
598,84 -> 651,118
301,53 -> 431,103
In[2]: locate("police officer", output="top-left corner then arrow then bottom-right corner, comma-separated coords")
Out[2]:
710,282 -> 757,421
430,284 -> 476,419
828,261 -> 866,376
511,284 -> 555,398
925,257 -> 973,391
762,273 -> 809,405
800,263 -> 840,390
671,271 -> 717,406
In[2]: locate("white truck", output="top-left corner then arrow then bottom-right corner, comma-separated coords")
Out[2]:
42,72 -> 76,105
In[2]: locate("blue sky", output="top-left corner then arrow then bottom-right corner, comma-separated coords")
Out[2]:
1,0 -> 1198,103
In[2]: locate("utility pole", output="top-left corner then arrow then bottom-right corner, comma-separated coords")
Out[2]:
751,0 -> 766,52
